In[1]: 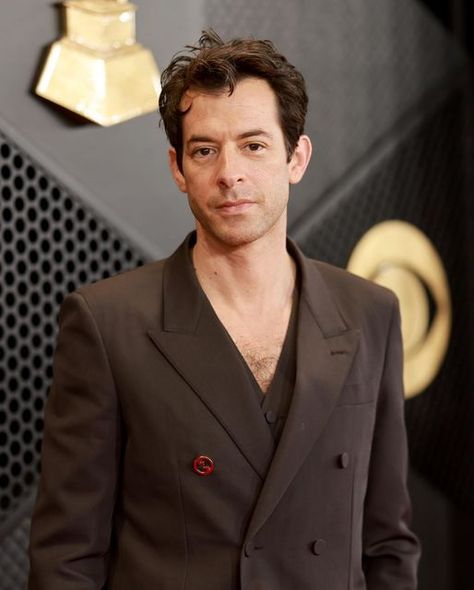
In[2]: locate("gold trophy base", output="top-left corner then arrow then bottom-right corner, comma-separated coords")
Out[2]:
36,39 -> 161,126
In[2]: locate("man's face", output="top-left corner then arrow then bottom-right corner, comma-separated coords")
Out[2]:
169,77 -> 310,248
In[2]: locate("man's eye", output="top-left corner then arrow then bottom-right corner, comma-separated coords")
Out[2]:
247,143 -> 264,152
194,147 -> 213,157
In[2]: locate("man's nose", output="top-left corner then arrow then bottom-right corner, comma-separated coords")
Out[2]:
215,148 -> 244,189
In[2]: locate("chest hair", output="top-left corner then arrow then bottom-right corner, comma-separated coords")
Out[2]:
230,306 -> 291,394
237,339 -> 284,393
207,285 -> 295,393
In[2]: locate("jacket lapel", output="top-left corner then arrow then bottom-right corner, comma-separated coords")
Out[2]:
246,242 -> 360,539
147,234 -> 275,480
148,234 -> 359,531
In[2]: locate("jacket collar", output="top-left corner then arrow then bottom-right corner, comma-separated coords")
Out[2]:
159,231 -> 349,336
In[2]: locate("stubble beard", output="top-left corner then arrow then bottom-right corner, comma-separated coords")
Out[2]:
188,194 -> 288,249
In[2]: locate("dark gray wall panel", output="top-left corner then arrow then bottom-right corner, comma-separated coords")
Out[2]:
0,517 -> 30,590
0,0 -> 207,258
0,1 -> 466,257
205,0 -> 466,226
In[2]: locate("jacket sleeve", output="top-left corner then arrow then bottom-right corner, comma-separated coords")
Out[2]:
28,291 -> 122,589
362,296 -> 421,589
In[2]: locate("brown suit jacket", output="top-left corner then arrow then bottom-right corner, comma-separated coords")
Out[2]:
28,233 -> 420,589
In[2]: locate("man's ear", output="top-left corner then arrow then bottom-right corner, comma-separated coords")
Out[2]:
288,135 -> 312,185
168,148 -> 187,193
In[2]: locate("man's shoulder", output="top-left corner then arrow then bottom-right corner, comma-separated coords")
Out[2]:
306,257 -> 398,322
69,258 -> 167,320
79,258 -> 165,297
312,258 -> 394,298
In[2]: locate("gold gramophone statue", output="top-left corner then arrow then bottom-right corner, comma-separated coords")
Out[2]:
36,0 -> 161,126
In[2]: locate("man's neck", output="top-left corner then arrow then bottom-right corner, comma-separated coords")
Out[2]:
192,226 -> 296,315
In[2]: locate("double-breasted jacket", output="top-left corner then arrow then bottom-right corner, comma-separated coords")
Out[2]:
28,233 -> 420,589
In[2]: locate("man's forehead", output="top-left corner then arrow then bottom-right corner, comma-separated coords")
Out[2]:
179,87 -> 228,113
178,77 -> 283,145
179,77 -> 276,114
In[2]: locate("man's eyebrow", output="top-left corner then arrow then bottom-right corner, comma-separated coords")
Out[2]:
187,135 -> 215,145
237,129 -> 273,140
186,129 -> 273,145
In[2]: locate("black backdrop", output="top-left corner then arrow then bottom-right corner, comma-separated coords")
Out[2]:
0,1 -> 473,588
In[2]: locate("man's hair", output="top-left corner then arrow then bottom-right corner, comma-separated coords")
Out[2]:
159,29 -> 308,171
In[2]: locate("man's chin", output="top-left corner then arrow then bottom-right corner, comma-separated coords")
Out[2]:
198,224 -> 269,249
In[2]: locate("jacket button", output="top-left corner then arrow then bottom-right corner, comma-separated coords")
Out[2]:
265,410 -> 277,424
193,455 -> 214,476
338,452 -> 350,469
311,538 -> 327,556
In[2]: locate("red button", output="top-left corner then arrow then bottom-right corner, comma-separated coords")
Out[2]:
193,455 -> 215,476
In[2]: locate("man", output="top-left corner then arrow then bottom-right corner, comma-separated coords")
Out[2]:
28,31 -> 420,589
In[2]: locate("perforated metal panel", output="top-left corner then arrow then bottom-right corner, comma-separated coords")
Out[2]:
0,130 -> 147,583
0,517 -> 30,590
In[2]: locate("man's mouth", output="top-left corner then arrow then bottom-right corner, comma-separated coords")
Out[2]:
216,199 -> 255,213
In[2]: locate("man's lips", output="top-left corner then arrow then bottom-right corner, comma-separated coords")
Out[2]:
215,199 -> 255,213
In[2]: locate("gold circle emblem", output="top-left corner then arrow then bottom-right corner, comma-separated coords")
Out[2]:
347,220 -> 451,398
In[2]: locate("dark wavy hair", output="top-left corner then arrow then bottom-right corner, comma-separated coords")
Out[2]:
159,30 -> 308,172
